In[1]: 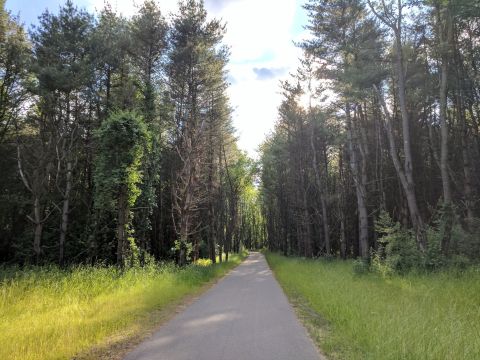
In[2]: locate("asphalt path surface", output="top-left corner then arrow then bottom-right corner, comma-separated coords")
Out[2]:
124,252 -> 322,360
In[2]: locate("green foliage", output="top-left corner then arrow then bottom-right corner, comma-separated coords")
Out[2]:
371,210 -> 476,275
94,111 -> 151,212
173,239 -> 193,262
0,3 -> 30,141
31,0 -> 94,94
372,210 -> 421,274
195,258 -> 213,267
424,226 -> 447,270
384,230 -> 422,274
266,252 -> 480,360
454,220 -> 480,260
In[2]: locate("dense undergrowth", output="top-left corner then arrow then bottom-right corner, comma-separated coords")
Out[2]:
358,210 -> 480,276
0,253 -> 246,360
266,252 -> 480,360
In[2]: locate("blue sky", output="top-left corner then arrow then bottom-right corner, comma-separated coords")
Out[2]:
6,0 -> 309,157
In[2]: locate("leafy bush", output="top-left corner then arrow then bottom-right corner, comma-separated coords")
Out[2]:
452,219 -> 480,261
371,209 -> 476,275
195,258 -> 213,267
424,227 -> 447,271
370,250 -> 392,277
373,210 -> 421,274
448,254 -> 470,271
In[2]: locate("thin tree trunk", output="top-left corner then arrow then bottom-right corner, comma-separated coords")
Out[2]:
310,129 -> 330,254
374,85 -> 426,251
17,145 -> 46,264
346,103 -> 369,258
458,96 -> 475,229
452,26 -> 475,231
117,186 -> 128,267
302,188 -> 312,257
338,150 -> 347,259
367,0 -> 427,250
33,197 -> 43,264
437,4 -> 453,255
59,160 -> 72,266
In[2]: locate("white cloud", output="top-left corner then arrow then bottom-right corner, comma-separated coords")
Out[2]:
86,0 -> 178,17
210,0 -> 304,157
86,0 -> 306,158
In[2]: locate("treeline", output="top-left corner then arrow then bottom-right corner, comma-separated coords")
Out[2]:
0,0 -> 262,266
260,0 -> 480,268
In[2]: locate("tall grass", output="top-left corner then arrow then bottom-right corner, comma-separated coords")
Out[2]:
266,252 -> 480,360
0,254 -> 245,360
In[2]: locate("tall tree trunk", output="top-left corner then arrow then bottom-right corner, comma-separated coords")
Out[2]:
33,196 -> 43,264
178,209 -> 190,266
374,85 -> 426,251
117,186 -> 128,267
59,160 -> 72,266
346,103 -> 369,258
209,203 -> 217,263
338,150 -> 347,259
367,1 -> 427,250
437,4 -> 453,255
302,188 -> 312,257
394,34 -> 426,248
17,146 -> 46,264
458,95 -> 475,230
310,128 -> 330,254
452,25 -> 475,231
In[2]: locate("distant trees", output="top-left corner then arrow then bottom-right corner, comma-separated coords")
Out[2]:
0,0 -> 256,266
260,0 -> 480,264
0,0 -> 29,143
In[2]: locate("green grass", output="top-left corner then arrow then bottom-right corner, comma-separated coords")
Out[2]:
0,253 -> 246,360
266,252 -> 480,360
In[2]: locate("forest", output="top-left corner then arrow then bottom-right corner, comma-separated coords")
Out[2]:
1,0 -> 480,359
0,0 -> 263,267
2,0 -> 479,270
261,0 -> 480,272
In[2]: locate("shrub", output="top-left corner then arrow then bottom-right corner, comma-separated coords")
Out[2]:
368,209 -> 478,276
424,227 -> 447,271
452,219 -> 480,260
195,258 -> 213,267
374,210 -> 421,274
353,258 -> 370,275
448,254 -> 470,271
370,250 -> 392,277
384,232 -> 421,274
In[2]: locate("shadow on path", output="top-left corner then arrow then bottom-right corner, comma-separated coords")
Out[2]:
124,252 -> 322,360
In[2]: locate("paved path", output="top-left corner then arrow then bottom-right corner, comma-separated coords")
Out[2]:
124,252 -> 321,360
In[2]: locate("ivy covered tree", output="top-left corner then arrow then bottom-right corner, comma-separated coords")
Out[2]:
93,111 -> 151,267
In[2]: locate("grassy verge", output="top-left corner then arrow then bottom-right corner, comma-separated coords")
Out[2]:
266,252 -> 480,360
0,253 -> 246,360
